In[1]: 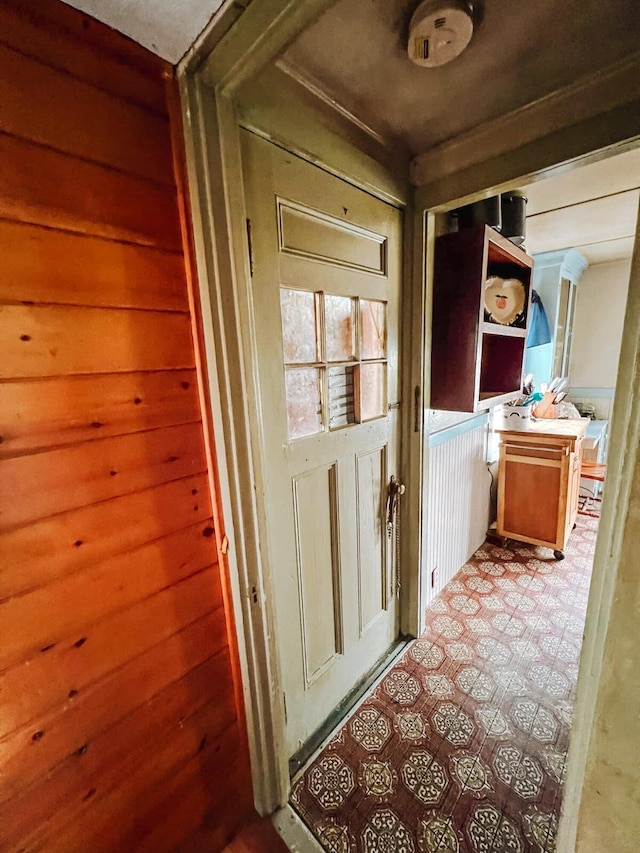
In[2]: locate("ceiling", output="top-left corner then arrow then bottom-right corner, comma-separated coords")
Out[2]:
284,0 -> 640,154
61,0 -> 225,62
59,0 -> 638,265
522,148 -> 639,265
60,0 -> 640,146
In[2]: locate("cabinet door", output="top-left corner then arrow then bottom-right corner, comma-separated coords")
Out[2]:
498,439 -> 568,548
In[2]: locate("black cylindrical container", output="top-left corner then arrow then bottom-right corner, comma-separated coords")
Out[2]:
454,195 -> 502,233
501,191 -> 527,245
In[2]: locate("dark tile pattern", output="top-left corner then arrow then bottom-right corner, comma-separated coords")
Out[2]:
290,514 -> 598,852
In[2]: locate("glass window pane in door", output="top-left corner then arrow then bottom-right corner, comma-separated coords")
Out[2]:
285,368 -> 322,439
325,295 -> 355,362
280,289 -> 318,364
361,299 -> 387,360
360,363 -> 386,421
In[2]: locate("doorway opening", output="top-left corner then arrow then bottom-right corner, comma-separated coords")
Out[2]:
279,144 -> 639,852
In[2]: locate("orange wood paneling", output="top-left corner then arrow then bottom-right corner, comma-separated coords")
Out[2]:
0,0 -> 253,848
0,473 -> 212,599
0,613 -> 224,803
43,724 -> 249,853
0,370 -> 201,457
1,662 -> 236,851
1,422 -> 207,529
0,0 -> 168,115
0,522 -> 216,670
0,305 -> 195,379
0,221 -> 188,311
0,134 -> 182,249
0,570 -> 223,740
0,42 -> 174,184
133,734 -> 254,853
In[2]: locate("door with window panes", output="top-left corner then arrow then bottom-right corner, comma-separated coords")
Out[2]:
241,130 -> 402,761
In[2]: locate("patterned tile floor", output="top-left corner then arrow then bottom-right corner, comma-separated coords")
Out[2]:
291,513 -> 598,853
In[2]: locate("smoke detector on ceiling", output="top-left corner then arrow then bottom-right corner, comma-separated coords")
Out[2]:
408,0 -> 474,68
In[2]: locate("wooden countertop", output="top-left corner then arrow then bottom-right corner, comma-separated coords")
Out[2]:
495,417 -> 589,440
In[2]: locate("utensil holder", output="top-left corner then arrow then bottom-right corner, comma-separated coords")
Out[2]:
497,405 -> 532,430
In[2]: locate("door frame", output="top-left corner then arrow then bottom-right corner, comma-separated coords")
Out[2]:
420,163 -> 640,853
177,0 -> 424,813
415,128 -> 640,853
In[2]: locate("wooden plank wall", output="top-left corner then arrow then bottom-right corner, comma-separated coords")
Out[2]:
0,1 -> 255,849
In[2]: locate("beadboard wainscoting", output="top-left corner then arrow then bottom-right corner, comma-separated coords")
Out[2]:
423,413 -> 491,612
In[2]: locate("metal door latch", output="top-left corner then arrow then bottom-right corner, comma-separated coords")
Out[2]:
387,475 -> 405,595
386,475 -> 405,538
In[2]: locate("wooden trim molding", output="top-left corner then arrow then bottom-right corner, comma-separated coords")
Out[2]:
198,0 -> 336,95
558,197 -> 640,851
233,64 -> 410,207
417,134 -> 640,853
178,71 -> 289,813
411,51 -> 640,189
165,72 -> 251,768
275,58 -> 400,153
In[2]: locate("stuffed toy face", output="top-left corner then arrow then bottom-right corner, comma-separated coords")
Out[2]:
484,276 -> 526,325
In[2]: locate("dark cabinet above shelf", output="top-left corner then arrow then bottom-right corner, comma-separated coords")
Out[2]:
430,224 -> 534,413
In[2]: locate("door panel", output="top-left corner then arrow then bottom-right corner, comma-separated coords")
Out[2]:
278,199 -> 387,274
293,463 -> 342,684
241,130 -> 402,758
356,445 -> 387,632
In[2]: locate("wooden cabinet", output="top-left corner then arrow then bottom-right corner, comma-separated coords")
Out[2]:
431,224 -> 533,412
496,419 -> 588,558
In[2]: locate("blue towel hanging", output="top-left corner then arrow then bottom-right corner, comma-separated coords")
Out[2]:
527,290 -> 551,347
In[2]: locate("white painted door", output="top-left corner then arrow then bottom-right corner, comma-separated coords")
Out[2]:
241,130 -> 403,760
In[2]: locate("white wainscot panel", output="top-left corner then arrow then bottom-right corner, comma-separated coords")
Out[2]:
424,423 -> 490,610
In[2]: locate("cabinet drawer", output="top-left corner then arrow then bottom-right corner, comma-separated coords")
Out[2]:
501,440 -> 569,464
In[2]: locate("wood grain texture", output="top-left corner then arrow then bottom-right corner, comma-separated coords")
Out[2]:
0,0 -> 168,115
0,220 -> 188,311
0,1 -> 253,848
0,473 -> 212,599
0,369 -> 201,457
0,42 -> 174,184
0,612 -> 225,804
1,660 -> 237,852
134,736 -> 254,853
0,569 -> 223,741
0,305 -> 194,379
1,422 -> 207,529
0,134 -> 182,249
0,521 -> 217,670
40,722 -> 250,853
497,427 -> 584,552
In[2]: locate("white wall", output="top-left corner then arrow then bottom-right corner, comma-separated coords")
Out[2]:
569,258 -> 632,389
